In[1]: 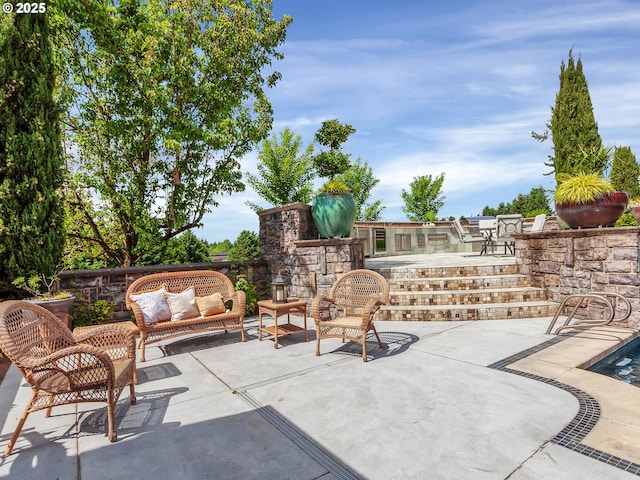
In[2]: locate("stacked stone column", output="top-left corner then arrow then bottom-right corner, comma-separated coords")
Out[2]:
258,203 -> 364,306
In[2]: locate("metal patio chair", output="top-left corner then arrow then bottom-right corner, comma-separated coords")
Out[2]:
478,219 -> 497,255
453,219 -> 485,252
495,214 -> 523,255
530,213 -> 547,233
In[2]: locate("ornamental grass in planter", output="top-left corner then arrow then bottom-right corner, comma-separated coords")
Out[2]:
554,172 -> 628,228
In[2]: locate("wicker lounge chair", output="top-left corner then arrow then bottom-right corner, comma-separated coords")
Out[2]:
312,269 -> 390,362
0,300 -> 137,456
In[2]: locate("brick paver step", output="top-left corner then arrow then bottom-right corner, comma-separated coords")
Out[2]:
371,260 -> 559,322
388,274 -> 532,291
390,286 -> 548,306
376,301 -> 559,322
376,263 -> 520,279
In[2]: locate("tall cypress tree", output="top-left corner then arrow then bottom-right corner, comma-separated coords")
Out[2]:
610,146 -> 640,198
0,13 -> 65,285
534,50 -> 604,183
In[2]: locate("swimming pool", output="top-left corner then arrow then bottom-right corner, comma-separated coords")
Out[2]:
589,337 -> 640,386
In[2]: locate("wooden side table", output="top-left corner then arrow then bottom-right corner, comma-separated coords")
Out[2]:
257,299 -> 308,349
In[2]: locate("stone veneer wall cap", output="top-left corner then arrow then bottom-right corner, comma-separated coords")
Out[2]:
293,238 -> 365,247
59,260 -> 267,279
514,226 -> 640,240
257,203 -> 311,216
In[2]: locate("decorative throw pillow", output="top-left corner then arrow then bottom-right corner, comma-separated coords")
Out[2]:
129,286 -> 171,324
196,292 -> 226,316
164,287 -> 200,322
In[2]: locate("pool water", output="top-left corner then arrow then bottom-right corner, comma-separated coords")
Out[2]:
589,338 -> 640,386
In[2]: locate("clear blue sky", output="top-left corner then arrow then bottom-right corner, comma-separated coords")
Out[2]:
197,0 -> 640,243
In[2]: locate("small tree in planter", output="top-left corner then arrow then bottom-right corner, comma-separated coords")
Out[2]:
310,119 -> 357,238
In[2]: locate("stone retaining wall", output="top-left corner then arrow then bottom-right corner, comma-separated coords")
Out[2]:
59,260 -> 269,322
514,226 -> 640,325
290,238 -> 364,300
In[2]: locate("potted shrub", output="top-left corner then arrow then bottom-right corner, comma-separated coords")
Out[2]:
628,198 -> 640,224
12,272 -> 76,329
554,172 -> 628,228
310,119 -> 357,238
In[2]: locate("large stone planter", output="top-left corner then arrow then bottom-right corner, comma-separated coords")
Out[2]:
555,191 -> 628,229
27,295 -> 76,330
311,192 -> 356,238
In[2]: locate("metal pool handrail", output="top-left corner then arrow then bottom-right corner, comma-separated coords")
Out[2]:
546,292 -> 632,335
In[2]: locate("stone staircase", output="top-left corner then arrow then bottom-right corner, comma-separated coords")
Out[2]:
372,263 -> 559,321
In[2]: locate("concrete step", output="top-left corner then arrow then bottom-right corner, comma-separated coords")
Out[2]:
390,286 -> 548,306
376,301 -> 559,322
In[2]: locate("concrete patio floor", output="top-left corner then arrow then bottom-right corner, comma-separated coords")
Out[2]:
1,310 -> 640,479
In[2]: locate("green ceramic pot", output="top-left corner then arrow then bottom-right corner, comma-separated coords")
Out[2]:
311,192 -> 357,238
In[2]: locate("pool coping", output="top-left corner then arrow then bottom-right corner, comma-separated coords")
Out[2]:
490,326 -> 640,476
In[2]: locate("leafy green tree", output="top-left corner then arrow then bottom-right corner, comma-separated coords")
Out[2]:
401,173 -> 446,222
62,188 -> 116,269
511,187 -> 552,217
610,146 -> 640,198
482,203 -> 512,217
210,239 -> 233,253
335,158 -> 385,221
245,127 -> 314,211
227,230 -> 261,262
0,13 -> 65,285
533,50 -> 604,183
482,187 -> 552,217
178,231 -> 211,263
137,230 -> 210,265
53,0 -> 291,267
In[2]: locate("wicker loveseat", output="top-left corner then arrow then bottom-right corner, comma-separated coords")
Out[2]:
126,270 -> 246,361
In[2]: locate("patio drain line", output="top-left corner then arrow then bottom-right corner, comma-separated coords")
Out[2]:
237,391 -> 364,480
489,337 -> 640,477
